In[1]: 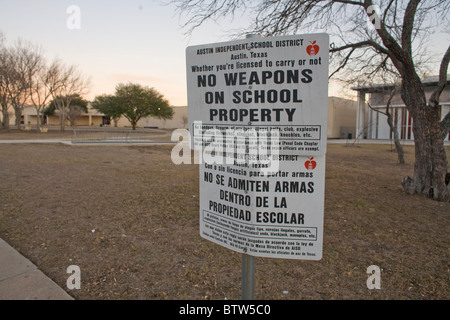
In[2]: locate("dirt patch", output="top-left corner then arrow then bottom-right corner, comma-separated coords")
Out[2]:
0,138 -> 448,300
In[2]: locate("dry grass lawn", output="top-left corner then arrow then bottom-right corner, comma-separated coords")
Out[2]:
0,130 -> 448,300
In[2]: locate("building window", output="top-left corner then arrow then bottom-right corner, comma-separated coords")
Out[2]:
391,107 -> 413,140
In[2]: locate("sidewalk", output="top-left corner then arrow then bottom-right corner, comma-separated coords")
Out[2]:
0,139 -> 72,144
0,238 -> 73,300
0,139 -> 175,145
0,138 -> 448,146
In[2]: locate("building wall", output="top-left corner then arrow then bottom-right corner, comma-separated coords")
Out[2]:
3,101 -> 356,138
370,86 -> 450,107
1,105 -> 106,128
369,107 -> 415,140
366,85 -> 450,141
0,106 -> 36,128
117,106 -> 188,129
327,97 -> 357,139
1,105 -> 190,130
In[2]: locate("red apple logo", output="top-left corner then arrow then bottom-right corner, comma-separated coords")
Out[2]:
306,41 -> 319,56
305,157 -> 317,170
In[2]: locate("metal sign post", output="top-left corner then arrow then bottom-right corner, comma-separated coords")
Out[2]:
241,254 -> 255,300
186,32 -> 329,301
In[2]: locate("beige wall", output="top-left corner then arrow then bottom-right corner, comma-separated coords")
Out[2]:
1,105 -> 106,128
117,106 -> 188,129
1,105 -> 37,127
327,97 -> 357,139
1,105 -> 188,129
3,102 -> 355,138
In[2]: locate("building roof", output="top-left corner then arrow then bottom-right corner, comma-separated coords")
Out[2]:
351,74 -> 450,93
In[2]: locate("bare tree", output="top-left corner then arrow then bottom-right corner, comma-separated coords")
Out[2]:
0,33 -> 11,129
173,0 -> 450,201
28,59 -> 60,132
366,85 -> 405,164
66,105 -> 83,127
50,62 -> 90,131
181,115 -> 188,129
0,34 -> 43,130
5,40 -> 42,129
1,33 -> 90,132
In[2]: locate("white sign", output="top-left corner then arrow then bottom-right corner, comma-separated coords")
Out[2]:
186,34 -> 328,260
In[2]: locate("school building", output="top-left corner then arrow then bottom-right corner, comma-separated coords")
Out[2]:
1,97 -> 356,136
352,75 -> 450,141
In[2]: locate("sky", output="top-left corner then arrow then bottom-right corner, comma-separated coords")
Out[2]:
0,0 -> 246,106
0,1 -> 448,106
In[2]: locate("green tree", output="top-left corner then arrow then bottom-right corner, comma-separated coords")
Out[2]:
114,83 -> 173,130
91,94 -> 123,127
